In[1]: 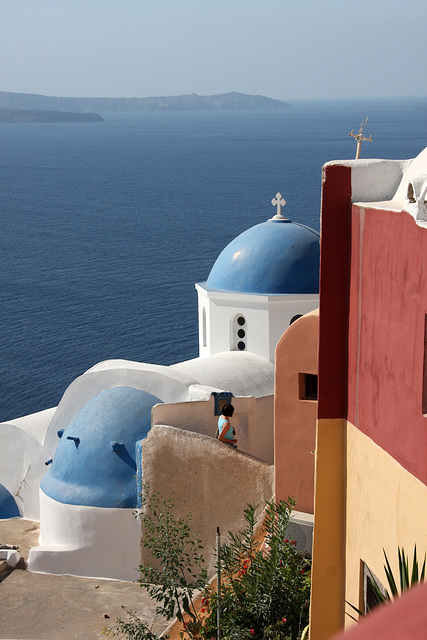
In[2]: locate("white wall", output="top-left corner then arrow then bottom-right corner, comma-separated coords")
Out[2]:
28,490 -> 142,581
196,285 -> 319,362
0,408 -> 55,520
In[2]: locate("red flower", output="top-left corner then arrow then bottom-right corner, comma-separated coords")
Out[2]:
250,629 -> 255,634
201,608 -> 205,613
282,618 -> 287,623
201,597 -> 207,604
300,570 -> 305,574
291,540 -> 297,546
284,539 -> 289,543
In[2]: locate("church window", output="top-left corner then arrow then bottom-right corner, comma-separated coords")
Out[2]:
299,373 -> 318,400
290,314 -> 303,325
202,307 -> 207,348
232,314 -> 247,351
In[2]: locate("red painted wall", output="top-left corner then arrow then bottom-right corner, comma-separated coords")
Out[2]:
347,204 -> 427,484
318,164 -> 352,419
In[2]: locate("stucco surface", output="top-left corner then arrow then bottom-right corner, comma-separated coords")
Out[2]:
344,422 -> 427,625
139,425 -> 274,576
153,393 -> 274,463
348,204 -> 427,483
274,310 -> 318,514
310,418 -> 346,640
171,350 -> 275,398
28,491 -> 142,581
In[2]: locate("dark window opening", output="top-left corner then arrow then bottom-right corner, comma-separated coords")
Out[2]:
237,341 -> 246,351
299,373 -> 318,400
237,328 -> 245,338
237,316 -> 245,326
363,562 -> 387,614
290,314 -> 303,325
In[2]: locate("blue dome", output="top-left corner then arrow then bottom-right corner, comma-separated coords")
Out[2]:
206,219 -> 320,295
0,483 -> 20,519
41,386 -> 162,509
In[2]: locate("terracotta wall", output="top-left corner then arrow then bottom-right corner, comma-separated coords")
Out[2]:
274,310 -> 319,514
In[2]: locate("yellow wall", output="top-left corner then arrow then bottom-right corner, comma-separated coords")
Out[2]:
310,418 -> 427,640
344,422 -> 427,626
310,418 -> 346,640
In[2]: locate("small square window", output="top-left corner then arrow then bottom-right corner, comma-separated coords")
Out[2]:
299,373 -> 318,400
212,391 -> 233,416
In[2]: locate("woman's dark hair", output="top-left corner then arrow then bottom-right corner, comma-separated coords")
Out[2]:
222,403 -> 234,417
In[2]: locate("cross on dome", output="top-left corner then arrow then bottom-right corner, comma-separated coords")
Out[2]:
271,192 -> 287,220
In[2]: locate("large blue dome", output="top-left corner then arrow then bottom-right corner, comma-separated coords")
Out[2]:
41,386 -> 162,509
206,218 -> 320,295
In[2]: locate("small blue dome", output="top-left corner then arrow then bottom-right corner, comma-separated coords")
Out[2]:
41,386 -> 162,509
0,483 -> 20,519
206,219 -> 320,295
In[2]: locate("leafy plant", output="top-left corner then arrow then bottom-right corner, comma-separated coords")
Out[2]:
200,498 -> 311,640
107,486 -> 208,640
347,546 -> 426,620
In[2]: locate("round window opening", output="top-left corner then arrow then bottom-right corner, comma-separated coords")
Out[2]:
237,341 -> 246,351
237,316 -> 245,326
290,314 -> 303,325
237,329 -> 245,338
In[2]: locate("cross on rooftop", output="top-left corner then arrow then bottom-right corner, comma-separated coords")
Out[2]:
348,117 -> 373,159
271,192 -> 287,219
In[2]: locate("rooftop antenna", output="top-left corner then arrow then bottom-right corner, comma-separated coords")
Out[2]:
348,117 -> 372,159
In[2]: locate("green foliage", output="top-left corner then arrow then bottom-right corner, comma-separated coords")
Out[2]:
109,486 -> 208,640
201,499 -> 311,640
347,546 -> 426,620
111,607 -> 166,640
138,487 -> 208,630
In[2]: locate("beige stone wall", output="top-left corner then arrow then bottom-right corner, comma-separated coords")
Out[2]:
139,425 -> 274,576
152,394 -> 274,463
345,422 -> 427,626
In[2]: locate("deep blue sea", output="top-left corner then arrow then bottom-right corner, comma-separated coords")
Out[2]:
1,97 -> 426,421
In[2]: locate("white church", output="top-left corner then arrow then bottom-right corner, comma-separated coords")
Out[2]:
0,194 -> 319,580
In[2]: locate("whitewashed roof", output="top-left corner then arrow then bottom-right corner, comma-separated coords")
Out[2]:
171,351 -> 274,398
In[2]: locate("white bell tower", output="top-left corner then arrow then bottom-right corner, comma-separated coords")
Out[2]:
196,194 -> 320,363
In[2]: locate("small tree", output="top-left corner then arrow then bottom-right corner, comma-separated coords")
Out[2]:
201,499 -> 311,640
112,487 -> 208,640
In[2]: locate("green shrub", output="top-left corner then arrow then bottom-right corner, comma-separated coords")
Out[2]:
201,499 -> 311,640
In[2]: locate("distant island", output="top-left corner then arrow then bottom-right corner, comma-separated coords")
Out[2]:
0,108 -> 104,123
0,91 -> 291,113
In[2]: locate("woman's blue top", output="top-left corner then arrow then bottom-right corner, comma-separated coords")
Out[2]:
218,416 -> 234,441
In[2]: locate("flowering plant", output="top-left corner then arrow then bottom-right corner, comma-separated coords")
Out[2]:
200,499 -> 311,640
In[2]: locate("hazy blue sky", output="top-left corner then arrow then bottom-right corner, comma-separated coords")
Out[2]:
1,0 -> 426,101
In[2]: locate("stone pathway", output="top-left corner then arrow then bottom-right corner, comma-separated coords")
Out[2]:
0,519 -> 166,640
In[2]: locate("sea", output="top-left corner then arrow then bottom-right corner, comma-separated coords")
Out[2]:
1,97 -> 426,422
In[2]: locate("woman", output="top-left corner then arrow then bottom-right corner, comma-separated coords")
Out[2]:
217,403 -> 237,448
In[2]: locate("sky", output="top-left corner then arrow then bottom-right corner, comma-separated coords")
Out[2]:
1,0 -> 426,101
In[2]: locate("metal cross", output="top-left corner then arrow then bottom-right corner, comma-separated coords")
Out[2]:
348,117 -> 373,159
271,192 -> 287,219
